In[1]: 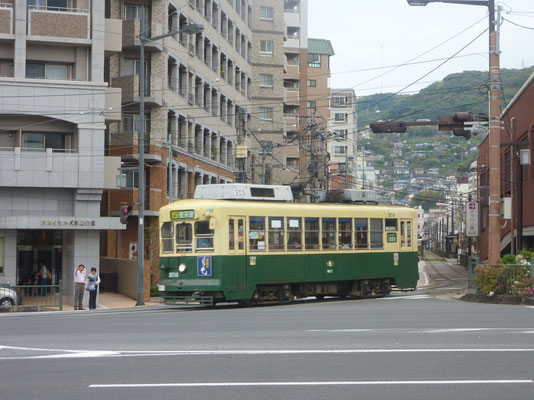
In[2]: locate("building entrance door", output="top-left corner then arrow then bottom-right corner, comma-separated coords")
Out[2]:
16,231 -> 63,285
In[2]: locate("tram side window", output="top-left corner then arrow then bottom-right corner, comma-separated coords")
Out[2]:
287,217 -> 302,250
269,217 -> 285,251
228,219 -> 235,250
161,221 -> 174,253
195,221 -> 214,251
407,221 -> 412,247
322,218 -> 336,250
385,218 -> 397,231
249,217 -> 266,251
176,222 -> 192,252
400,221 -> 405,247
305,218 -> 320,250
355,218 -> 368,249
370,218 -> 383,249
338,218 -> 352,250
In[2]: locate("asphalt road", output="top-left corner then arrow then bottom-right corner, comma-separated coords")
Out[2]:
2,293 -> 534,400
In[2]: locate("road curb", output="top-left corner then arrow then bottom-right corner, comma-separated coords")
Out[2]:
459,293 -> 534,306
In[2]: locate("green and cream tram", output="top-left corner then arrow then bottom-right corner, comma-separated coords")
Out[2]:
158,185 -> 419,305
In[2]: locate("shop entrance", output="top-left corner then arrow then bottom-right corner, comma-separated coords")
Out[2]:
17,231 -> 63,285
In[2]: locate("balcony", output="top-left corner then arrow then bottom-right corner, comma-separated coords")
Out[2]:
110,75 -> 164,107
105,18 -> 122,54
0,147 -> 106,189
284,87 -> 299,105
122,19 -> 163,52
105,87 -> 122,122
27,5 -> 90,40
0,3 -> 13,37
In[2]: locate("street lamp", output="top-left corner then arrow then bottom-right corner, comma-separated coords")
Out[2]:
407,0 -> 501,264
136,22 -> 204,306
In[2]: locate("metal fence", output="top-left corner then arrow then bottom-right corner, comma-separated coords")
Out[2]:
0,280 -> 63,312
469,258 -> 534,295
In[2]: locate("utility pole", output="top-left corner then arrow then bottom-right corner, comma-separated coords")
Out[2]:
235,108 -> 247,183
168,134 -> 173,204
487,0 -> 502,264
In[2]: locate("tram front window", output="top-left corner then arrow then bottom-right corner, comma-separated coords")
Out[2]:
161,222 -> 174,253
176,222 -> 192,252
195,221 -> 214,251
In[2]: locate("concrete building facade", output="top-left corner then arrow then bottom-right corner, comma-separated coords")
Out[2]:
0,0 -> 123,302
104,0 -> 253,282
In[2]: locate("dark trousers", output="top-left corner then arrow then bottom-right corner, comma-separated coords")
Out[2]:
89,290 -> 97,309
74,283 -> 84,310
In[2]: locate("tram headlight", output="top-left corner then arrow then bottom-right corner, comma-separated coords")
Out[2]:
178,263 -> 187,273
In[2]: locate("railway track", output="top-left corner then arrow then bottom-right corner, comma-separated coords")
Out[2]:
420,253 -> 469,292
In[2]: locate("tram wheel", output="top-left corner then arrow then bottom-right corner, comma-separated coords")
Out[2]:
315,294 -> 325,300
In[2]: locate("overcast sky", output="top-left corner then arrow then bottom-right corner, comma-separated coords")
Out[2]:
308,0 -> 534,96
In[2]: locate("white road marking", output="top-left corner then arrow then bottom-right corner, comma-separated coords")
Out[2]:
2,345 -> 534,360
90,380 -> 534,388
307,327 -> 534,333
379,295 -> 432,300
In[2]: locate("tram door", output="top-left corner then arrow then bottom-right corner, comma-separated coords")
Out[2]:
228,216 -> 247,294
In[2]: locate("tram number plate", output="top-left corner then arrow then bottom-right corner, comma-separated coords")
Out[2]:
168,272 -> 180,278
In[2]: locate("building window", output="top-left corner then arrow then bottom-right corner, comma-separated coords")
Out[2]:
307,79 -> 316,87
22,132 -> 66,152
307,101 -> 316,110
334,96 -> 347,106
125,4 -> 149,21
260,40 -> 274,56
26,63 -> 69,80
334,146 -> 347,155
308,53 -> 321,68
334,113 -> 347,122
286,157 -> 299,168
259,107 -> 273,122
335,130 -> 347,139
259,74 -> 273,88
121,169 -> 140,188
259,6 -> 274,20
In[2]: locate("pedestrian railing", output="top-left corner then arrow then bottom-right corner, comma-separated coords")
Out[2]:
0,280 -> 63,312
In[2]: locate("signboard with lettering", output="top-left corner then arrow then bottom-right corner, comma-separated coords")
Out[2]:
170,210 -> 195,220
466,201 -> 479,237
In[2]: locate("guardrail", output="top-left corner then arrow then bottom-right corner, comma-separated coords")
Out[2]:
0,280 -> 63,312
28,4 -> 89,13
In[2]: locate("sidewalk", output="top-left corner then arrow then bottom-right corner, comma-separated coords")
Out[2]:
62,292 -> 161,311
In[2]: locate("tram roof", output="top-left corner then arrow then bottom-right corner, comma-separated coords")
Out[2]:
160,199 -> 416,218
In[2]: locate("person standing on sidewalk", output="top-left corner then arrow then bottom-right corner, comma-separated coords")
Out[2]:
86,268 -> 101,310
74,264 -> 85,310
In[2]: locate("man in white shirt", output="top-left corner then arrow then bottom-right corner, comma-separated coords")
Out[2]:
74,264 -> 85,310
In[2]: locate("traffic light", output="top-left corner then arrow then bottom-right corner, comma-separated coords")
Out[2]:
438,112 -> 474,140
369,121 -> 408,134
120,205 -> 133,224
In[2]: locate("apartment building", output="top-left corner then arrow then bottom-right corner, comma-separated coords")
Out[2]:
327,88 -> 357,189
0,0 -> 122,301
249,0 -> 286,185
104,0 -> 253,280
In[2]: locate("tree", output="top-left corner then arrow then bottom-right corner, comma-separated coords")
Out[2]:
409,190 -> 445,211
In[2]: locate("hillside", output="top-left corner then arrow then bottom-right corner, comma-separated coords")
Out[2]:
356,66 -> 534,203
358,67 -> 534,128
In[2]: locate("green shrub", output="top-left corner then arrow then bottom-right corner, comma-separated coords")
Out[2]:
501,254 -> 517,265
150,285 -> 161,297
474,264 -> 506,296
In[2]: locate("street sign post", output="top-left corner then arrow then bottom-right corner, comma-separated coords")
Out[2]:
466,201 -> 479,237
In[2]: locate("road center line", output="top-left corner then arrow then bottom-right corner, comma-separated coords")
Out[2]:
90,380 -> 534,388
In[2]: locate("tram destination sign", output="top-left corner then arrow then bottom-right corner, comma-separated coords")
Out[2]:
170,210 -> 195,220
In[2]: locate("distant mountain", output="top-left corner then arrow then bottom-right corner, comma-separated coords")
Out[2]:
357,67 -> 534,127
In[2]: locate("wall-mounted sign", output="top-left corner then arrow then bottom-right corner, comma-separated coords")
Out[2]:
466,201 -> 479,237
41,219 -> 96,227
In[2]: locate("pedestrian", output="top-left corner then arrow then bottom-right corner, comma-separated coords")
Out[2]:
74,264 -> 85,310
36,260 -> 50,296
86,267 -> 100,310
